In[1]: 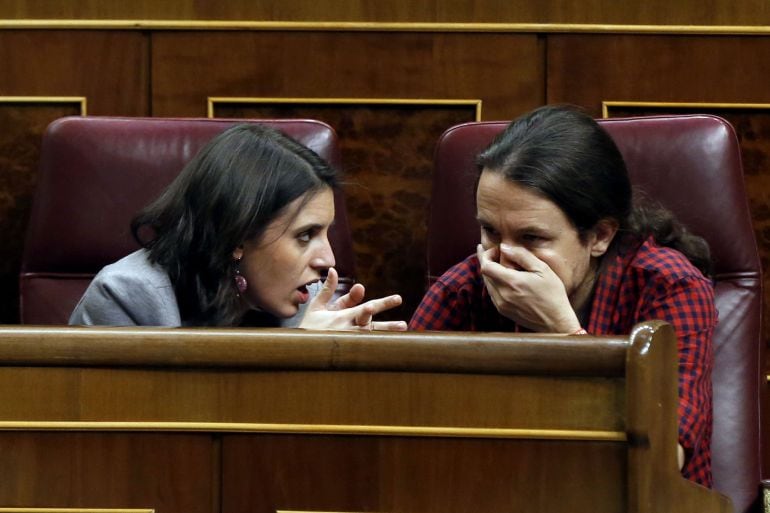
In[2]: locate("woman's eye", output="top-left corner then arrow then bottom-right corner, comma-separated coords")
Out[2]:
297,231 -> 312,244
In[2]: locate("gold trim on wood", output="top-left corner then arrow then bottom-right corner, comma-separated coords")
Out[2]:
0,421 -> 626,441
602,100 -> 770,118
278,511 -> 371,513
0,509 -> 153,513
0,96 -> 87,115
764,485 -> 770,513
207,96 -> 483,121
3,19 -> 770,35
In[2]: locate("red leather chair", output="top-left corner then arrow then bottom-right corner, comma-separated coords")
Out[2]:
20,117 -> 355,325
429,115 -> 763,512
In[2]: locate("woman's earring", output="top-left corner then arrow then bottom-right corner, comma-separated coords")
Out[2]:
234,257 -> 248,294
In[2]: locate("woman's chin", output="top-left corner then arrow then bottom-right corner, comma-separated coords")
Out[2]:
271,303 -> 301,319
246,299 -> 297,320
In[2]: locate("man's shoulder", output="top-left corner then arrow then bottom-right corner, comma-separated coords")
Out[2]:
627,239 -> 708,283
436,253 -> 482,288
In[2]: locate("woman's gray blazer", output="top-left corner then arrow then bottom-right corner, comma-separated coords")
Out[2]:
69,249 -> 309,327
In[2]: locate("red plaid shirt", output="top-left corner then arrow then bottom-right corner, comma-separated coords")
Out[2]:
410,237 -> 715,487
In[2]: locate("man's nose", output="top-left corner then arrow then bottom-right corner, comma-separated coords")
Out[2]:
498,241 -> 523,270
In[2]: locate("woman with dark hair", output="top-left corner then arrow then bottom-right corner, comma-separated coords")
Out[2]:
409,105 -> 715,486
70,124 -> 406,331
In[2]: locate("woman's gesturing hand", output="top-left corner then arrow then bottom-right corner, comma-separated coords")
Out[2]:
477,244 -> 581,333
299,267 -> 408,331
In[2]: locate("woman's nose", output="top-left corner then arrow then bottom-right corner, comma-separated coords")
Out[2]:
311,237 -> 336,269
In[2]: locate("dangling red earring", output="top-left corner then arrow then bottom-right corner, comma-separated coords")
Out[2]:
234,257 -> 248,294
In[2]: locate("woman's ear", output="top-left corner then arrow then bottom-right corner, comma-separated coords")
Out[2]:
232,246 -> 244,261
589,219 -> 619,257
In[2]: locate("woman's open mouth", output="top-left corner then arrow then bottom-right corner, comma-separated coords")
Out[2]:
296,279 -> 319,303
296,285 -> 310,303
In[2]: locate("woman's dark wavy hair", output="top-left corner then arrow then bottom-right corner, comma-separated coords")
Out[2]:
476,105 -> 712,276
131,123 -> 337,326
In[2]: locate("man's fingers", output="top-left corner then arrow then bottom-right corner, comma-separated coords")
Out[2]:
477,244 -> 510,280
479,257 -> 515,284
476,243 -> 498,264
499,243 -> 545,273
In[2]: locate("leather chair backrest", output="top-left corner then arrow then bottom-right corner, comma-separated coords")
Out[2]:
429,115 -> 762,512
20,116 -> 355,325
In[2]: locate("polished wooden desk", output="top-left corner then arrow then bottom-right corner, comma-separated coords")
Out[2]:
0,321 -> 731,513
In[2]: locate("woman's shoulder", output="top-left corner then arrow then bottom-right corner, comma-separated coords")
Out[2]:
93,249 -> 172,290
69,249 -> 181,327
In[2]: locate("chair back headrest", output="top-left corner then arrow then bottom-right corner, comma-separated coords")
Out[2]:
431,115 -> 757,278
21,116 -> 354,324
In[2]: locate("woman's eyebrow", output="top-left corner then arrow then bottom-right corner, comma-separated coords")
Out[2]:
293,222 -> 323,232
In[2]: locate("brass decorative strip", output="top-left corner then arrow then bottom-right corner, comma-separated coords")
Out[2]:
3,19 -> 770,35
0,421 -> 626,441
207,96 -> 483,121
602,100 -> 770,118
764,484 -> 770,513
0,509 -> 153,513
0,95 -> 87,115
278,511 -> 370,513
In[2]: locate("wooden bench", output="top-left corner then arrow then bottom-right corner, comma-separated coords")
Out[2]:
0,321 -> 731,513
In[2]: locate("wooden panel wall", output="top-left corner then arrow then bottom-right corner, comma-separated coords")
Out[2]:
546,35 -> 770,106
150,32 -> 540,118
0,19 -> 769,476
222,434 -> 626,513
0,432 -> 214,512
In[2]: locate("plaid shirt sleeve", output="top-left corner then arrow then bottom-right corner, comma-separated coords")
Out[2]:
409,257 -> 478,331
637,270 -> 715,486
